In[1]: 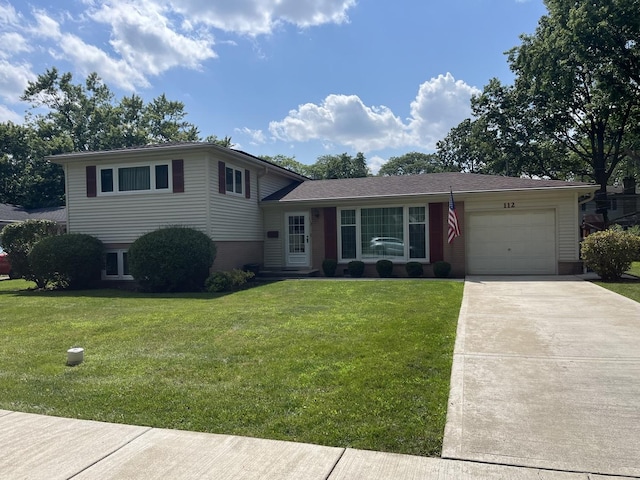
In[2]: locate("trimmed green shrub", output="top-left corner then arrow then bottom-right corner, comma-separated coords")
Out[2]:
376,259 -> 394,278
433,260 -> 452,278
581,229 -> 640,280
206,269 -> 255,292
128,226 -> 216,292
347,260 -> 365,278
0,219 -> 63,283
28,234 -> 103,289
322,259 -> 338,277
405,261 -> 424,278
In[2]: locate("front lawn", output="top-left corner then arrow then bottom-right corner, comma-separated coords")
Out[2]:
0,279 -> 462,456
594,262 -> 640,303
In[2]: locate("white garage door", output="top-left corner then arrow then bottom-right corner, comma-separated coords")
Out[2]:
467,209 -> 556,275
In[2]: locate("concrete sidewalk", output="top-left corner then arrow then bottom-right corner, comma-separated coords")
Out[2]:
0,409 -> 617,480
443,275 -> 640,478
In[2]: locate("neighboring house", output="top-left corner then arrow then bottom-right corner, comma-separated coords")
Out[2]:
580,179 -> 640,231
0,203 -> 67,232
50,143 -> 597,279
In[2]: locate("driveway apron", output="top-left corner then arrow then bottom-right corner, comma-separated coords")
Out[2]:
442,276 -> 640,477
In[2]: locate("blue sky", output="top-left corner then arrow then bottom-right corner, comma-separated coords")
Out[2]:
0,0 -> 547,173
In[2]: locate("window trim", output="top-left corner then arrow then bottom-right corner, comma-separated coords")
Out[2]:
102,250 -> 133,280
97,161 -> 173,196
337,205 -> 430,263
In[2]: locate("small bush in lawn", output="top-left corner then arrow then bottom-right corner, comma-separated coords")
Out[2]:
376,259 -> 394,278
347,260 -> 365,278
29,234 -> 103,289
322,259 -> 338,277
129,226 -> 216,292
0,219 -> 63,284
405,261 -> 424,278
433,261 -> 452,278
206,269 -> 255,292
581,229 -> 640,280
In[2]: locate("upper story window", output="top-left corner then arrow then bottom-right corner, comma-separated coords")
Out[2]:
86,159 -> 184,197
218,161 -> 251,199
225,166 -> 243,195
99,163 -> 171,195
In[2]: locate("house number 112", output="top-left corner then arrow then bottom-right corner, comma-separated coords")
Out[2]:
503,202 -> 515,209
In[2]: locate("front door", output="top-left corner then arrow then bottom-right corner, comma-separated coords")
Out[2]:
285,212 -> 310,267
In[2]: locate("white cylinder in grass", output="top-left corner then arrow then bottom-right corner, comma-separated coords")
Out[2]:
67,347 -> 84,366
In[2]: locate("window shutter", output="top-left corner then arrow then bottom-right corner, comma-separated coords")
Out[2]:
428,203 -> 444,262
218,161 -> 226,194
245,169 -> 251,199
324,207 -> 338,260
86,166 -> 97,197
172,159 -> 184,193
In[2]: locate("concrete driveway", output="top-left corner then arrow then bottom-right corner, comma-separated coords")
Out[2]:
443,276 -> 640,477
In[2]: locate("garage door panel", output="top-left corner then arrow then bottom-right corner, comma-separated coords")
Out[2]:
467,210 -> 556,275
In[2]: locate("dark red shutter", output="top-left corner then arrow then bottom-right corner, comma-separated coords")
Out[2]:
172,159 -> 184,193
429,203 -> 444,262
218,161 -> 226,194
86,166 -> 97,197
324,207 -> 338,260
245,169 -> 251,199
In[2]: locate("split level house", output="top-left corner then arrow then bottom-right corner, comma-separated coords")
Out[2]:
50,143 -> 598,280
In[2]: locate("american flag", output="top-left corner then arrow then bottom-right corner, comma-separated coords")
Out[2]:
448,189 -> 461,243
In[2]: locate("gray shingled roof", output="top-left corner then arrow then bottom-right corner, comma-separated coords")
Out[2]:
0,204 -> 66,225
262,172 -> 595,202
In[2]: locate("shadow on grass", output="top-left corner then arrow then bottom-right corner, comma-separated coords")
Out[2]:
0,279 -> 283,300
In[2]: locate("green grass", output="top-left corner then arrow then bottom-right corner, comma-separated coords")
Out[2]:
594,262 -> 640,303
627,261 -> 640,278
0,278 -> 462,456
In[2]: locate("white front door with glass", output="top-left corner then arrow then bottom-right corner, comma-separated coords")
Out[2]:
285,212 -> 310,267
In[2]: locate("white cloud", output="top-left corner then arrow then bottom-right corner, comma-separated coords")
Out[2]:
0,2 -> 19,26
367,155 -> 386,175
269,73 -> 480,153
0,60 -> 35,103
0,32 -> 31,59
89,1 -> 216,76
168,0 -> 355,36
408,73 -> 481,148
0,103 -> 23,123
235,127 -> 266,145
269,94 -> 410,152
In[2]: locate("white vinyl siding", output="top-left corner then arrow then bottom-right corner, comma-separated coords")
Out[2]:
263,209 -> 285,268
260,173 -> 298,199
210,162 -> 261,241
65,155 -> 208,244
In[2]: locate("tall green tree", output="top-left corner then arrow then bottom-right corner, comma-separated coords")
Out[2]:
508,0 -> 640,213
308,152 -> 369,179
378,152 -> 456,176
438,0 -> 640,219
261,154 -> 311,176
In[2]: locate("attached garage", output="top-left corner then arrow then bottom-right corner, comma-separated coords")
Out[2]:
467,209 -> 557,275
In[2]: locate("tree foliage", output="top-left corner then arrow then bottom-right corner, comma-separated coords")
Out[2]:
437,0 -> 640,218
379,152 -> 457,176
0,219 -> 64,285
262,154 -> 311,176
307,152 -> 369,179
